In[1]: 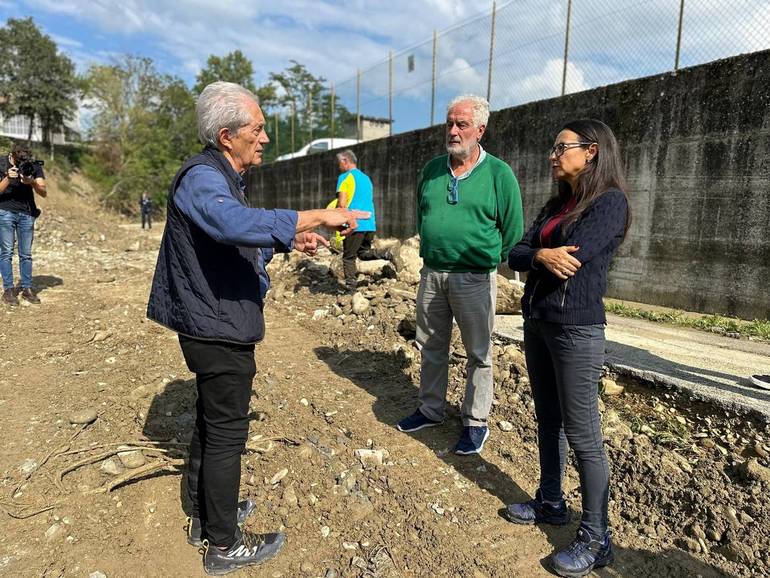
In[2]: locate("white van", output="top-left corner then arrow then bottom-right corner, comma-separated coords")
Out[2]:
274,138 -> 359,161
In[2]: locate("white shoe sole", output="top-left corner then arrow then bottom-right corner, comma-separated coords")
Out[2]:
750,375 -> 770,390
455,428 -> 490,455
397,420 -> 443,433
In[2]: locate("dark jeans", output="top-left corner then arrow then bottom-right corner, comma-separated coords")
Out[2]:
523,318 -> 609,537
342,231 -> 376,288
141,212 -> 152,229
179,335 -> 256,547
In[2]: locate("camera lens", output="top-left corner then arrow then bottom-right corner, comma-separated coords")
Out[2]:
19,160 -> 34,178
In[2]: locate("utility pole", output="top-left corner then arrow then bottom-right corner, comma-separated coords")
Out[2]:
356,68 -> 361,141
388,51 -> 393,137
431,30 -> 437,126
561,0 -> 573,96
487,1 -> 496,103
674,0 -> 686,72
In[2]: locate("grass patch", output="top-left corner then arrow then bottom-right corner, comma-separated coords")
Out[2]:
605,301 -> 770,342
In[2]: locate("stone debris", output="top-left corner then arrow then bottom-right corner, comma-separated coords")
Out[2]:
351,293 -> 370,315
100,458 -> 123,476
269,468 -> 289,485
498,420 -> 514,432
69,408 -> 98,425
600,377 -> 624,396
354,448 -> 388,469
117,450 -> 146,469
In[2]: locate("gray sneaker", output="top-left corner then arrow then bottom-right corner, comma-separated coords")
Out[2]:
186,499 -> 257,547
203,530 -> 286,576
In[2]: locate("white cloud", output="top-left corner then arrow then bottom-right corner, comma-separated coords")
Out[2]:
20,0 -> 483,86
7,0 -> 770,133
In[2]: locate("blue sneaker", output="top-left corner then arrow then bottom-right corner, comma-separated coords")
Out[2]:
504,488 -> 569,525
551,526 -> 614,578
396,409 -> 443,432
454,426 -> 490,455
187,499 -> 257,547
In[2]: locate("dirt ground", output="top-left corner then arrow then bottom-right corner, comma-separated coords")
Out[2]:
1,175 -> 768,578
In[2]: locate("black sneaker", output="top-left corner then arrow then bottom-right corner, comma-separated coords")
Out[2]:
550,526 -> 613,578
186,499 -> 257,547
504,488 -> 569,525
751,375 -> 770,391
204,529 -> 286,576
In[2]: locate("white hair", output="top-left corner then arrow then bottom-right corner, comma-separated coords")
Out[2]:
196,81 -> 260,147
447,94 -> 490,128
336,149 -> 357,164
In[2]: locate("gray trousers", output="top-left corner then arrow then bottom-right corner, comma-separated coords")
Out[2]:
524,318 -> 609,537
415,267 -> 497,427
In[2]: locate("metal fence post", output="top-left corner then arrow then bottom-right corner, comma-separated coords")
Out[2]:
431,30 -> 437,126
291,100 -> 296,153
675,0 -> 686,72
356,68 -> 361,141
330,81 -> 335,147
487,1 -> 497,104
388,51 -> 393,137
561,0 -> 573,96
308,90 -> 313,141
274,112 -> 279,156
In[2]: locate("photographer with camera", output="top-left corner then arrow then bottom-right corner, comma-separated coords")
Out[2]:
0,143 -> 46,305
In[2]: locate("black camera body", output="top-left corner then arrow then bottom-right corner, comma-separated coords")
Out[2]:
17,157 -> 44,179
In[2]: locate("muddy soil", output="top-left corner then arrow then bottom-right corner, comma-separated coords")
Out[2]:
1,176 -> 767,578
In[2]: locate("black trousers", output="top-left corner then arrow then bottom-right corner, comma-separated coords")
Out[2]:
342,231 -> 376,288
523,318 -> 609,537
141,212 -> 152,229
179,335 -> 256,547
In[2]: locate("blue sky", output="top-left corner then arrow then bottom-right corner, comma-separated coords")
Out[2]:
2,0 -> 768,136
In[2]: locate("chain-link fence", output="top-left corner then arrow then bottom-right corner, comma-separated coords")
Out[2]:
273,0 -> 769,154
347,0 -> 769,132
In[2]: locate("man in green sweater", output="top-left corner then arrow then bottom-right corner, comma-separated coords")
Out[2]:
397,95 -> 524,455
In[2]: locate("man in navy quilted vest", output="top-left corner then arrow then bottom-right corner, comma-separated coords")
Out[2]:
147,81 -> 368,576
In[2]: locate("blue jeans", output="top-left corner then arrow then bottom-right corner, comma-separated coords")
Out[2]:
523,318 -> 609,537
0,209 -> 35,290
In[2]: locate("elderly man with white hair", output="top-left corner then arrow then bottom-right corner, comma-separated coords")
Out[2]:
147,81 -> 368,576
397,95 -> 523,455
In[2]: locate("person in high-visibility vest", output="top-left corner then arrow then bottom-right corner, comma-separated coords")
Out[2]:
335,149 -> 377,292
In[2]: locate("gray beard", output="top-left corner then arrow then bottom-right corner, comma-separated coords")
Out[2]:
446,142 -> 476,161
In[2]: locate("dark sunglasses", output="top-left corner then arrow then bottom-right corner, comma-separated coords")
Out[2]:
447,176 -> 459,204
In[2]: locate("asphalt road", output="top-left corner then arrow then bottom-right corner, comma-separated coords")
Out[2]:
494,314 -> 770,422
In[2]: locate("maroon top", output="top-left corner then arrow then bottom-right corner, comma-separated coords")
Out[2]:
540,195 -> 577,247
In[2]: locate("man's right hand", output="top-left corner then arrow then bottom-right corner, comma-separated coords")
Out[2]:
295,208 -> 371,236
6,167 -> 18,180
322,208 -> 370,236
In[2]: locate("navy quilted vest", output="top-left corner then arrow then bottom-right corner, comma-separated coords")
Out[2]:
146,147 -> 265,344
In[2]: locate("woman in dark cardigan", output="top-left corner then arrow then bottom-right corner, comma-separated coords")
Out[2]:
505,119 -> 630,578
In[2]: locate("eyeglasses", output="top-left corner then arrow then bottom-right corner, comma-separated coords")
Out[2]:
447,176 -> 459,204
550,142 -> 595,158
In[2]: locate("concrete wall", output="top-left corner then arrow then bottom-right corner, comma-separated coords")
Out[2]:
249,50 -> 770,319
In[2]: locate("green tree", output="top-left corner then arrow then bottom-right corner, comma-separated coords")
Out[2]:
194,50 -> 277,110
84,56 -> 199,211
269,60 -> 326,151
0,17 -> 78,146
194,50 -> 256,93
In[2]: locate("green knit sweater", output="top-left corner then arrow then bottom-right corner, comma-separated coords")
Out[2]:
417,152 -> 524,272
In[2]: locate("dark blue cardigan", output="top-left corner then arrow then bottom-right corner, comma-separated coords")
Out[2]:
508,188 -> 628,325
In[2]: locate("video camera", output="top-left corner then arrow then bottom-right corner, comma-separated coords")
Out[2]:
14,152 -> 44,179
